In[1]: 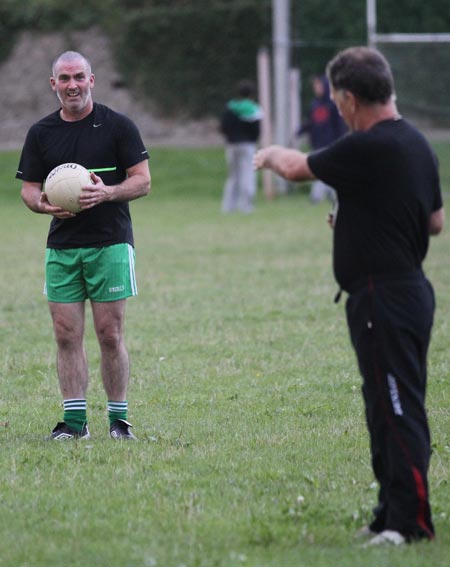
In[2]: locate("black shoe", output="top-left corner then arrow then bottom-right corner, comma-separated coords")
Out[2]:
110,419 -> 137,440
48,421 -> 90,440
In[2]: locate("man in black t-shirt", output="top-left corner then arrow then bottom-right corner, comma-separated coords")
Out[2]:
16,51 -> 151,441
254,47 -> 444,545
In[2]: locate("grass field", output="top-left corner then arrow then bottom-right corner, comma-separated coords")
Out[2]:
1,144 -> 449,567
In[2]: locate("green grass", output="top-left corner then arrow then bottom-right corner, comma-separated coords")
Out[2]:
1,144 -> 450,567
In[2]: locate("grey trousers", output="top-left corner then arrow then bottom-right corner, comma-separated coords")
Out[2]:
310,179 -> 336,204
222,143 -> 256,213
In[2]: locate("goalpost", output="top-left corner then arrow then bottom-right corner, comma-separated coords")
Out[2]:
367,0 -> 450,47
366,0 -> 450,125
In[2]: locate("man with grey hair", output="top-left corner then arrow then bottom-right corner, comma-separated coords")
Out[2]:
17,51 -> 151,440
255,46 -> 444,545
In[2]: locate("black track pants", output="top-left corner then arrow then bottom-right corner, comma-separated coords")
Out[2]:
345,272 -> 435,540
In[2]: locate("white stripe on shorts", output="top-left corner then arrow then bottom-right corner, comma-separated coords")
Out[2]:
128,244 -> 138,296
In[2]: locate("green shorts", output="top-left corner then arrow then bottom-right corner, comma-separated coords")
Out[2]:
45,244 -> 137,303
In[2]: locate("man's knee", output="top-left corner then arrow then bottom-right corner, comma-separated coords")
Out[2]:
52,317 -> 83,349
96,324 -> 123,351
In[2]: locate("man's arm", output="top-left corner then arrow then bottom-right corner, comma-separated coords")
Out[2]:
429,207 -> 445,235
253,145 -> 315,181
79,159 -> 151,210
21,181 -> 76,218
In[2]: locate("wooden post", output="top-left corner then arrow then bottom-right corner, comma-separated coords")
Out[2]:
289,68 -> 301,147
257,47 -> 274,200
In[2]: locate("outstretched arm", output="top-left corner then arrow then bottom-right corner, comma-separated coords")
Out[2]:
21,181 -> 76,218
253,145 -> 316,182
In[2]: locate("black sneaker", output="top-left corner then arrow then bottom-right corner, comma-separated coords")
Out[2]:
110,419 -> 137,440
48,421 -> 90,440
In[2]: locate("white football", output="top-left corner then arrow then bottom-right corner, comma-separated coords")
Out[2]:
45,163 -> 92,213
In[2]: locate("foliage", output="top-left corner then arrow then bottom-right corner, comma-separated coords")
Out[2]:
0,0 -> 27,60
376,0 -> 450,33
0,0 -> 111,60
1,144 -> 450,566
111,1 -> 272,117
2,0 -> 107,32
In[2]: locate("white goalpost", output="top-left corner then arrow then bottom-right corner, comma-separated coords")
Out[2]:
366,0 -> 450,125
367,0 -> 450,47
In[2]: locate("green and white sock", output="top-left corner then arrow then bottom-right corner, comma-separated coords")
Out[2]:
63,399 -> 87,433
108,400 -> 128,426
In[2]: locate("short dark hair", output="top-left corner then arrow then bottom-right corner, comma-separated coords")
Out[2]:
236,79 -> 255,99
326,46 -> 394,104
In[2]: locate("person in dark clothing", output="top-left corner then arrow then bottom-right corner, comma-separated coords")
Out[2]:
254,46 -> 444,546
17,51 -> 151,441
298,75 -> 346,203
220,79 -> 262,213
